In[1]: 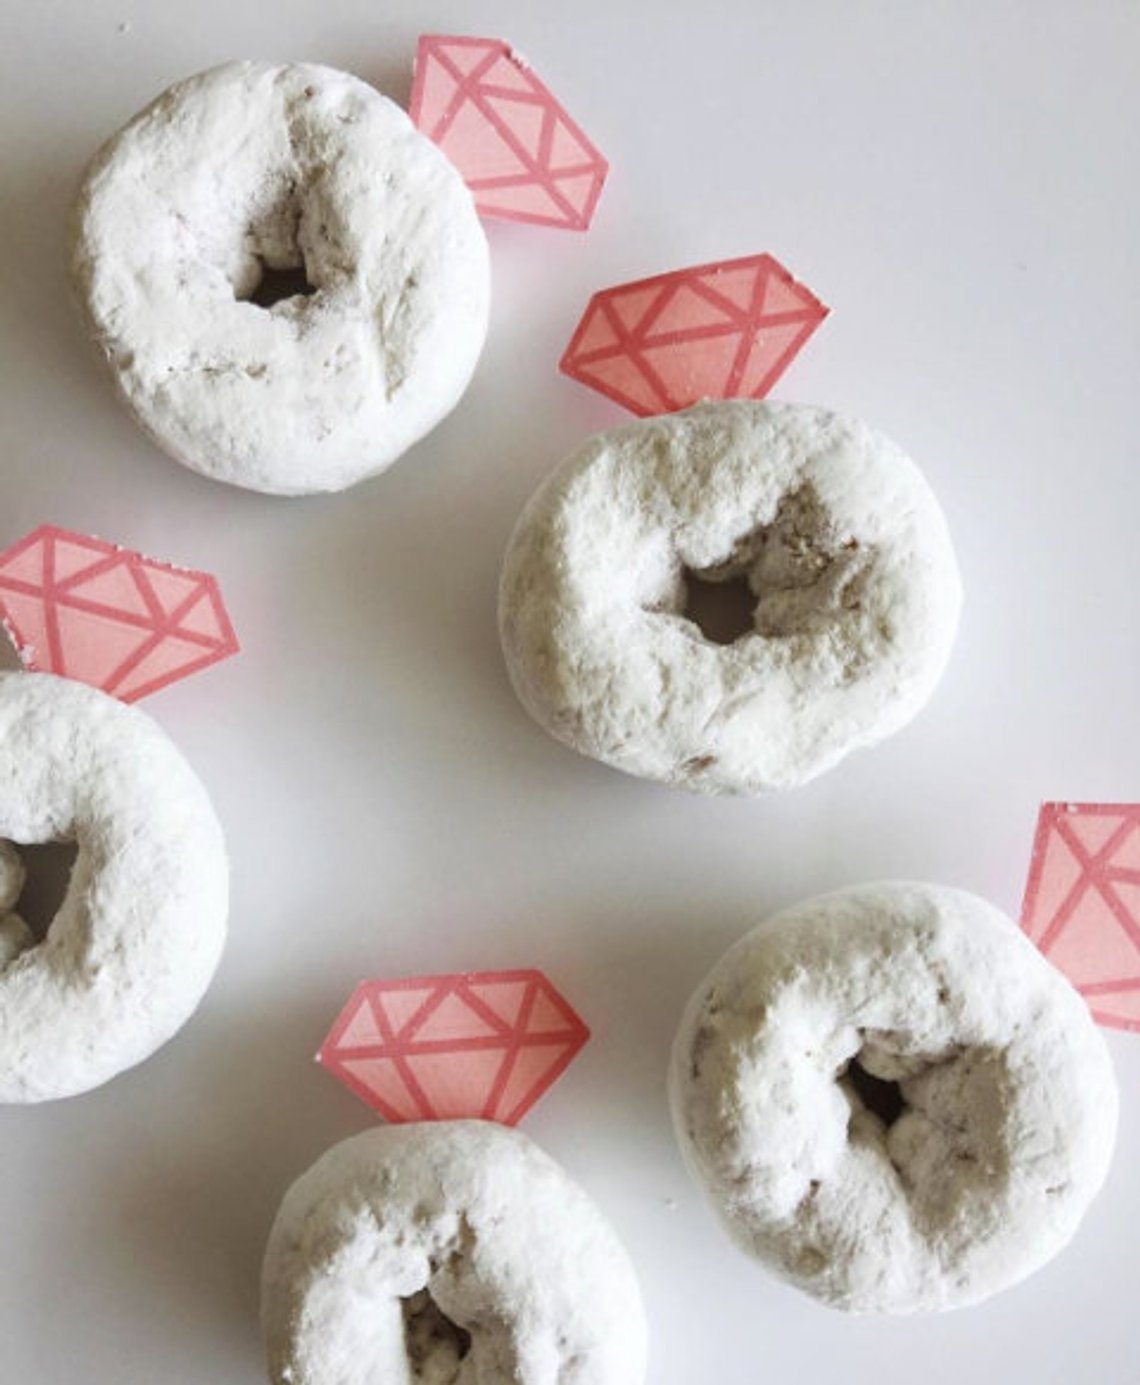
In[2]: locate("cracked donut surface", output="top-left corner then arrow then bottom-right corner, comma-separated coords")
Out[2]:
261,1122 -> 648,1384
498,400 -> 962,794
0,673 -> 227,1102
669,881 -> 1118,1312
70,60 -> 490,495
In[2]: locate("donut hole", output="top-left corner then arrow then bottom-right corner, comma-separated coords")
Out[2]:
247,261 -> 316,308
682,571 -> 757,645
0,839 -> 78,947
401,1287 -> 472,1376
843,1054 -> 906,1128
231,183 -> 319,308
674,484 -> 869,650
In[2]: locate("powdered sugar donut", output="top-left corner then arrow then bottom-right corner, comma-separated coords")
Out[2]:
71,61 -> 490,496
670,882 -> 1118,1312
499,400 -> 962,794
0,673 -> 227,1102
262,1121 -> 648,1384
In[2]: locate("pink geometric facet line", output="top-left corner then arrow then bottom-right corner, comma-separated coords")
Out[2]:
1091,1009 -> 1140,1031
377,985 -> 440,1121
0,526 -> 239,702
569,310 -> 819,367
1020,802 -> 1140,1033
0,566 -> 226,644
1036,809 -> 1140,956
480,975 -> 539,1123
415,40 -> 502,145
594,293 -> 676,416
40,529 -> 63,673
443,43 -> 602,226
566,312 -> 822,412
318,969 -> 590,1125
410,35 -> 608,230
560,252 -> 829,416
720,283 -> 818,398
422,43 -> 588,227
1082,978 -> 1140,995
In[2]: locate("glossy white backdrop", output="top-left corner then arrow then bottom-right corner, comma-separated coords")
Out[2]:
0,2 -> 1136,1381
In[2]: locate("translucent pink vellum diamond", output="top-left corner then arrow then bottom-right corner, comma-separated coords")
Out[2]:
560,253 -> 829,415
1021,802 -> 1140,1031
0,525 -> 239,702
410,35 -> 608,230
318,969 -> 590,1124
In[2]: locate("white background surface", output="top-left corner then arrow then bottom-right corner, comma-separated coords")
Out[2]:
0,2 -> 1137,1381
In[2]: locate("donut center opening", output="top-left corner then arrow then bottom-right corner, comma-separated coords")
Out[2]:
230,181 -> 319,307
0,838 -> 79,969
668,483 -> 873,655
16,841 -> 79,940
682,571 -> 757,645
246,261 -> 316,308
401,1288 -> 472,1379
844,1055 -> 906,1128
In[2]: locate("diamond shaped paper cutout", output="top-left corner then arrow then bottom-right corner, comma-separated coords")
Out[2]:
1021,802 -> 1140,1031
319,969 -> 590,1124
410,35 -> 608,230
0,526 -> 239,701
560,253 -> 829,416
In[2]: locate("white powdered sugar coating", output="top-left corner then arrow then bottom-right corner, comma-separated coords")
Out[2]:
669,882 -> 1119,1313
262,1122 -> 648,1384
70,60 -> 490,496
0,673 -> 228,1102
499,400 -> 963,794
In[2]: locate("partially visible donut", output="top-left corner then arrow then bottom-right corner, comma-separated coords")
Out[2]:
262,1121 -> 648,1384
499,400 -> 962,794
0,673 -> 228,1101
669,882 -> 1118,1312
71,61 -> 490,496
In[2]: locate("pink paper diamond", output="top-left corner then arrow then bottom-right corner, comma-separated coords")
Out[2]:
319,969 -> 590,1124
410,35 -> 608,230
1021,802 -> 1140,1031
0,525 -> 239,702
560,253 -> 829,416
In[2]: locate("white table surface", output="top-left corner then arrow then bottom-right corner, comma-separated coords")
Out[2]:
1,2 -> 1136,1381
